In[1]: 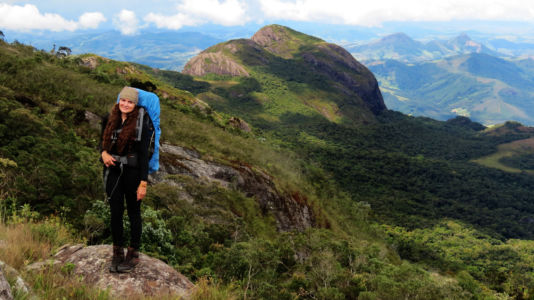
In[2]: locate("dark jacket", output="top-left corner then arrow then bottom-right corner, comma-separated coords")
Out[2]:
101,112 -> 151,181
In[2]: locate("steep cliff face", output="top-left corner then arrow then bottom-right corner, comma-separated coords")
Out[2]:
301,43 -> 386,114
182,24 -> 386,119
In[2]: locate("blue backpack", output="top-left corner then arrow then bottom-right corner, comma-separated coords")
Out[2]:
116,88 -> 161,174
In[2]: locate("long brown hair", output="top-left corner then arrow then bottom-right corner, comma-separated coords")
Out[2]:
102,104 -> 140,154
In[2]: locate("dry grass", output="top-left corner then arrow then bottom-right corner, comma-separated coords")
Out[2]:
23,264 -> 111,300
0,217 -> 73,269
0,209 -> 111,299
190,277 -> 238,300
0,214 -> 237,300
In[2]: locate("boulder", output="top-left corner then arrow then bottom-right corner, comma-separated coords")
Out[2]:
0,260 -> 31,295
27,244 -> 193,299
0,265 -> 13,300
228,117 -> 251,132
80,56 -> 98,69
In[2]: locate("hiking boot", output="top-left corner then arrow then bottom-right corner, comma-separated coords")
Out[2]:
109,245 -> 124,273
117,247 -> 140,273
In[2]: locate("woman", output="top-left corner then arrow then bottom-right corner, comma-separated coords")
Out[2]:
101,86 -> 150,273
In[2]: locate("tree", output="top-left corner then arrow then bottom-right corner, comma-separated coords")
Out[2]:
0,31 -> 4,40
56,46 -> 72,58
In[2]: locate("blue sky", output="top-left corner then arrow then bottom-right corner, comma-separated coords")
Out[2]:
2,0 -> 534,39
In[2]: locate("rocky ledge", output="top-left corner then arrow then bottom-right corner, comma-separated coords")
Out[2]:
151,143 -> 316,231
26,244 -> 193,298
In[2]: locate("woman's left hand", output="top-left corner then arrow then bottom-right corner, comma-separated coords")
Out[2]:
137,181 -> 147,201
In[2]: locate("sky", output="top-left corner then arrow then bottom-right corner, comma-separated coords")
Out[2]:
2,0 -> 534,41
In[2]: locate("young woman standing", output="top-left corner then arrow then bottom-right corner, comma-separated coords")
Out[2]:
101,86 -> 150,273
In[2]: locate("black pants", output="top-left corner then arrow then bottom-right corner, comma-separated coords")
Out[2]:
105,165 -> 142,249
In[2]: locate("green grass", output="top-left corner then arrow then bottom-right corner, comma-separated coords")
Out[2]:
473,137 -> 534,174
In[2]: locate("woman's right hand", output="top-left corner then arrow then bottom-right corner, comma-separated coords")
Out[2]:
101,151 -> 116,167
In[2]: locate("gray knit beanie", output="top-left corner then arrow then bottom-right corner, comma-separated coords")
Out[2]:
119,86 -> 139,105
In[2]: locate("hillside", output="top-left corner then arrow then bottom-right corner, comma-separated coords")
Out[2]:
370,53 -> 534,125
183,24 -> 386,125
0,37 -> 464,299
3,28 -> 534,299
177,25 -> 534,296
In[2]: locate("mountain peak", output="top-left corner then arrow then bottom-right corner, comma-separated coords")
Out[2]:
380,32 -> 415,43
183,25 -> 386,117
251,24 -> 323,58
450,33 -> 472,44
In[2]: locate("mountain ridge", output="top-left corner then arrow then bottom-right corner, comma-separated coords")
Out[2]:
371,52 -> 534,125
349,32 -> 502,63
183,24 -> 386,120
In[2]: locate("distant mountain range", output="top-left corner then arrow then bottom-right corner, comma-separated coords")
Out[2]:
346,32 -> 501,63
19,31 -> 223,71
369,53 -> 534,125
347,32 -> 534,125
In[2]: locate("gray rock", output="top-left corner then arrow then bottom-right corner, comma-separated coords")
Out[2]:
0,261 -> 31,295
79,56 -> 99,69
24,259 -> 61,271
27,244 -> 193,299
84,110 -> 102,130
0,265 -> 13,300
182,51 -> 250,77
151,143 -> 315,231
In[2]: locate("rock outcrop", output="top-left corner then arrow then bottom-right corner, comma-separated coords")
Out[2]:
182,52 -> 250,77
79,56 -> 99,70
0,261 -> 31,296
0,265 -> 13,300
251,24 -> 322,59
26,244 -> 193,298
228,117 -> 251,132
151,143 -> 315,231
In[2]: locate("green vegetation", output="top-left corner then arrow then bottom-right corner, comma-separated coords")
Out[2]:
370,55 -> 534,125
386,220 -> 534,298
500,153 -> 534,170
3,35 -> 534,299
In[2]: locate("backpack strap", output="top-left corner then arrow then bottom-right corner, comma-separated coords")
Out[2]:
136,107 -> 145,142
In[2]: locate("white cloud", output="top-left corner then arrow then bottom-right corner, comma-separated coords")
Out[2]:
0,3 -> 106,31
144,0 -> 248,30
144,12 -> 199,30
113,9 -> 140,35
179,0 -> 248,26
78,12 -> 107,29
259,0 -> 534,26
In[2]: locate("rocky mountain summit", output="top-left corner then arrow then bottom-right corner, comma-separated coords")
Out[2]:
183,24 -> 386,117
